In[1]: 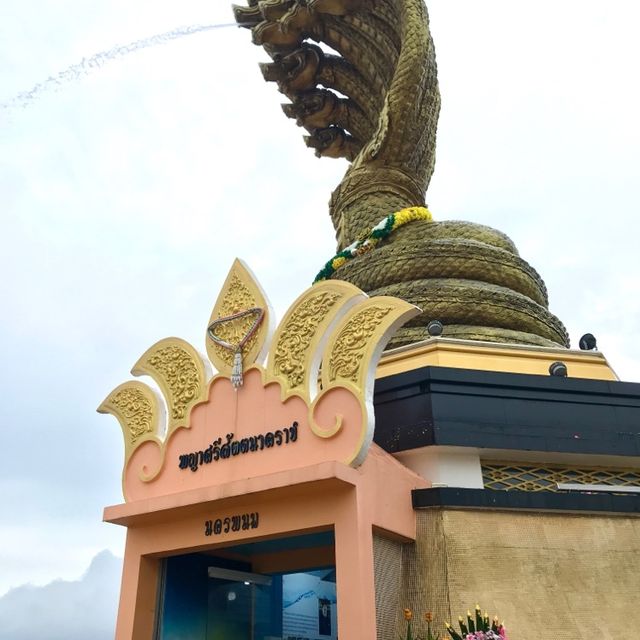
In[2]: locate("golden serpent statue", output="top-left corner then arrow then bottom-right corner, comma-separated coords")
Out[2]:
234,0 -> 569,348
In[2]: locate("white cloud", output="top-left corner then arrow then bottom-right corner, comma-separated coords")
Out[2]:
0,550 -> 121,640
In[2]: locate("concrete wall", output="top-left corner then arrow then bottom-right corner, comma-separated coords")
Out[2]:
399,509 -> 640,640
373,534 -> 403,640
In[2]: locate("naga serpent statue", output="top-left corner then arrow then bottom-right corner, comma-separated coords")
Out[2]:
234,0 -> 569,348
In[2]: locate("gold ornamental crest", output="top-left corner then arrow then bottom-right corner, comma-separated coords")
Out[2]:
99,259 -> 419,500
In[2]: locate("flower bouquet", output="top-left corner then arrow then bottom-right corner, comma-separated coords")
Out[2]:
444,605 -> 507,640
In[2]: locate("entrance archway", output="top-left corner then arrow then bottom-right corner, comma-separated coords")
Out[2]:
156,530 -> 337,640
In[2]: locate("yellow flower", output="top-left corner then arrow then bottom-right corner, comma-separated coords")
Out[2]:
392,206 -> 432,230
403,608 -> 413,621
332,256 -> 347,268
425,611 -> 434,622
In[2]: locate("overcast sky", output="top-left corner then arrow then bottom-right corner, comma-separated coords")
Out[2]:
1,1 -> 639,636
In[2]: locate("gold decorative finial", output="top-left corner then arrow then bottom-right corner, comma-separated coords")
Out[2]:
97,381 -> 164,465
131,337 -> 210,436
99,258 -> 419,500
205,258 -> 272,380
266,280 -> 366,399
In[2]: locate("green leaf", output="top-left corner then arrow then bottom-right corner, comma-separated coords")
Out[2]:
445,625 -> 463,640
475,606 -> 483,631
467,613 -> 475,634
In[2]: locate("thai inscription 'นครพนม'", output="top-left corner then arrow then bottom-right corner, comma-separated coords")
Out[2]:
205,513 -> 259,536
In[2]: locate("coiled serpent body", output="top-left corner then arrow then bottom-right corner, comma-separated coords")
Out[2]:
234,0 -> 569,348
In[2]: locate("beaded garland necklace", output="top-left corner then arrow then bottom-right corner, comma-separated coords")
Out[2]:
314,206 -> 433,283
207,307 -> 265,389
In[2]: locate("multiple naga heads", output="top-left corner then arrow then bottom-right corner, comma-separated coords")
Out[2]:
233,18 -> 368,161
234,1 -> 570,349
233,0 -> 441,207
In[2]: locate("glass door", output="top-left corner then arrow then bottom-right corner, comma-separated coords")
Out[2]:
205,567 -> 338,640
206,567 -> 281,640
206,577 -> 252,639
156,537 -> 337,640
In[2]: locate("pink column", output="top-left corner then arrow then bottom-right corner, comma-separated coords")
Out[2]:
115,530 -> 160,639
334,492 -> 378,640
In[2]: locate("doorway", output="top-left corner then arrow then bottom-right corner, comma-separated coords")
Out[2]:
156,530 -> 337,640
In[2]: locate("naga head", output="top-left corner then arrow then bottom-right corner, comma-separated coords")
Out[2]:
304,126 -> 356,160
282,89 -> 341,129
259,44 -> 323,93
250,1 -> 316,46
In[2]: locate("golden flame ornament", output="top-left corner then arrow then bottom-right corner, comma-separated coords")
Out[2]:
205,259 -> 273,380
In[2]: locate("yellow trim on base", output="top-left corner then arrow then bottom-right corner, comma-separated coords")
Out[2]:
377,337 -> 618,381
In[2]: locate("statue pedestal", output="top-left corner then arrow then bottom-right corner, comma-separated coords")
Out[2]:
373,338 -> 640,640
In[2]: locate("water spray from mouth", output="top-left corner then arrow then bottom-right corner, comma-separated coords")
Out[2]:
1,22 -> 236,112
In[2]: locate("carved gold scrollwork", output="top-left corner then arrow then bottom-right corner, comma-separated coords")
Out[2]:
266,280 -> 366,399
271,292 -> 341,387
322,296 -> 419,391
206,258 -> 273,376
131,338 -> 210,437
327,305 -> 393,383
97,381 -> 164,464
309,296 -> 420,465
